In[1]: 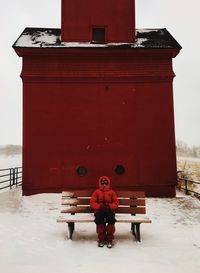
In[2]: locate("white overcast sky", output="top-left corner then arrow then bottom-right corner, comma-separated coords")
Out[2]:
0,0 -> 199,146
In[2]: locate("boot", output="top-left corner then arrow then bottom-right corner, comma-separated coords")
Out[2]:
106,242 -> 113,248
98,241 -> 105,247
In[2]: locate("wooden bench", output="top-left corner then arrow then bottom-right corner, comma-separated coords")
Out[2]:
57,190 -> 152,242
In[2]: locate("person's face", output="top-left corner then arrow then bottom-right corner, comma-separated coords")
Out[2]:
101,178 -> 108,188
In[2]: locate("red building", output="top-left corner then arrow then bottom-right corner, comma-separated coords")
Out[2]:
13,0 -> 181,197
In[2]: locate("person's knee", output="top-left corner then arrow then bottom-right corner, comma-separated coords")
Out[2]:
107,218 -> 116,224
106,212 -> 116,224
95,218 -> 104,225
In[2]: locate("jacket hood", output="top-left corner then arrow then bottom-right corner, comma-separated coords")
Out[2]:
98,176 -> 111,191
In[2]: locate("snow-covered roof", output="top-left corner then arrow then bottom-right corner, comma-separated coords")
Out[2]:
13,28 -> 182,49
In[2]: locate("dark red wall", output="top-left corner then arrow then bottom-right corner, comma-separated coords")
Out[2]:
19,48 -> 177,197
61,0 -> 135,43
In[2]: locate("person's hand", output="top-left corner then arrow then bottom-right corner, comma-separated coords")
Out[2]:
104,204 -> 111,212
98,204 -> 105,211
98,204 -> 111,212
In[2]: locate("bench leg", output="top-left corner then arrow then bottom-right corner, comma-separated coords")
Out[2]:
135,223 -> 141,242
68,222 -> 75,239
131,223 -> 136,237
131,223 -> 141,242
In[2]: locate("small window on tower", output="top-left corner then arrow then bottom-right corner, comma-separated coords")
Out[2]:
92,27 -> 106,43
115,165 -> 125,176
76,166 -> 87,177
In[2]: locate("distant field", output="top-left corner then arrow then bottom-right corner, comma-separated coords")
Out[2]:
177,157 -> 200,181
0,154 -> 22,169
177,157 -> 200,195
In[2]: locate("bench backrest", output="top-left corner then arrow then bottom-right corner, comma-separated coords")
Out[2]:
61,190 -> 146,214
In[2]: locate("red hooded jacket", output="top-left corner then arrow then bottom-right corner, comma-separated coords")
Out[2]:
90,176 -> 119,213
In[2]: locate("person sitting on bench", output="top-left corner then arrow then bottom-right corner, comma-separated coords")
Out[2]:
90,176 -> 119,248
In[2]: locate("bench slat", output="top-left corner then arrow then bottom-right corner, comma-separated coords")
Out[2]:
62,190 -> 94,197
57,214 -> 152,223
117,207 -> 146,214
61,198 -> 145,206
61,206 -> 146,214
62,190 -> 145,198
116,191 -> 145,198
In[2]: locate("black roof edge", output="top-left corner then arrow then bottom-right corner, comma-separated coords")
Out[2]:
13,27 -> 182,50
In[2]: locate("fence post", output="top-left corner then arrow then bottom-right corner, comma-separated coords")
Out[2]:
15,168 -> 18,186
10,168 -> 13,189
185,179 -> 189,195
13,168 -> 16,187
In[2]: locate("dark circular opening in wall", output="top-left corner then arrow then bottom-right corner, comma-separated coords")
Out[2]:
115,165 -> 125,175
76,166 -> 87,177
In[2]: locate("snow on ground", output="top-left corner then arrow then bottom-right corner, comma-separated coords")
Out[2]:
0,188 -> 200,273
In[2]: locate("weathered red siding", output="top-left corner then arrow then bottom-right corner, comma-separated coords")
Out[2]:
20,48 -> 177,197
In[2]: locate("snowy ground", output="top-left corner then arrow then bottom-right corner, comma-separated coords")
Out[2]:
0,188 -> 200,273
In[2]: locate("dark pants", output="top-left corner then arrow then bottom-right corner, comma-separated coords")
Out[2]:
94,211 -> 116,225
94,211 -> 116,243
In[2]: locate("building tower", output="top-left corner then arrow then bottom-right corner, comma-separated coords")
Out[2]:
13,0 -> 181,196
61,0 -> 135,43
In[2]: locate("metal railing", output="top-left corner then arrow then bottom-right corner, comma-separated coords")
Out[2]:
1,167 -> 199,198
0,167 -> 22,190
177,176 -> 200,198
